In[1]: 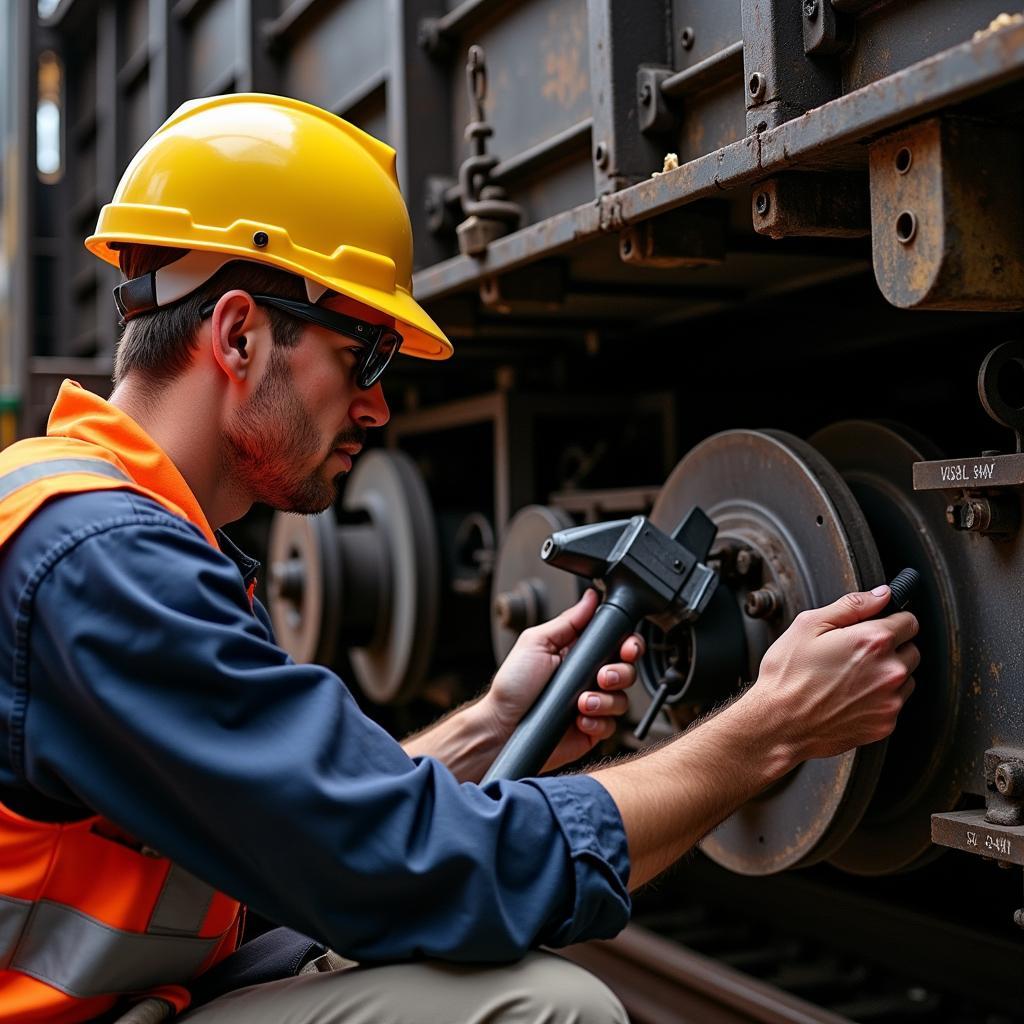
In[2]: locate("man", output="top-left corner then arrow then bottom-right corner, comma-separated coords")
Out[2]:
0,95 -> 919,1024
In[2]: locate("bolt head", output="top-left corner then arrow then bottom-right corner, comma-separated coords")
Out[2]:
252,230 -> 269,248
1015,908 -> 1024,930
748,72 -> 766,101
995,761 -> 1024,797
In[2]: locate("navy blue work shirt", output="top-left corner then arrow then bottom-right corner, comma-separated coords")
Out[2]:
0,488 -> 631,962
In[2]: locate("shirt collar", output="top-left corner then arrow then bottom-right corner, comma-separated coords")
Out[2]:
215,529 -> 261,588
46,380 -> 218,547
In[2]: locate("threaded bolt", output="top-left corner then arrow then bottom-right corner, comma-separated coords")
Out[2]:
735,548 -> 761,577
744,587 -> 781,619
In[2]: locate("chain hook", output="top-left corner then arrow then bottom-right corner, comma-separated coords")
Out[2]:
466,45 -> 487,125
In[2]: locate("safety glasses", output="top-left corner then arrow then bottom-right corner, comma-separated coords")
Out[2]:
200,294 -> 402,389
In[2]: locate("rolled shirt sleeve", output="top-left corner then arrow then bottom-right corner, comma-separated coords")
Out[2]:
13,502 -> 631,961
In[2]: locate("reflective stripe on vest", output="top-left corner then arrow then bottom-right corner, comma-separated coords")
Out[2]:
0,457 -> 130,500
0,865 -> 222,999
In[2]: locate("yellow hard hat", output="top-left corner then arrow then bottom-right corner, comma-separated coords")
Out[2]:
86,93 -> 452,360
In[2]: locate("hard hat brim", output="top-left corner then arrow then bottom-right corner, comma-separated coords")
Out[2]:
86,231 -> 453,362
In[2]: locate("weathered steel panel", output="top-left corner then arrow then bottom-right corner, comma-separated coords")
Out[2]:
448,0 -> 591,176
185,0 -> 240,97
281,0 -> 389,113
843,0 -> 1010,92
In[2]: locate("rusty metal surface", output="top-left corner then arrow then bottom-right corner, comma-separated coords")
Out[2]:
870,117 -> 1024,310
563,924 -> 855,1024
752,174 -> 869,240
414,21 -> 1024,301
645,429 -> 884,875
811,421 -> 963,875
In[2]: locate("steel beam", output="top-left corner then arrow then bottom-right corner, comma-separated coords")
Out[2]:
414,21 -> 1024,302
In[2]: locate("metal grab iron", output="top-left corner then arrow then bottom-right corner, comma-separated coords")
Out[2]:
482,511 -> 719,784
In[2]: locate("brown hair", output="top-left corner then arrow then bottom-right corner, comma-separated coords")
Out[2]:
113,244 -> 308,388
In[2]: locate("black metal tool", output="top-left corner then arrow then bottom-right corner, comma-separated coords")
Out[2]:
481,510 -> 719,783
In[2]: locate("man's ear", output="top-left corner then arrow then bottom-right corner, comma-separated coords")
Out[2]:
209,291 -> 261,382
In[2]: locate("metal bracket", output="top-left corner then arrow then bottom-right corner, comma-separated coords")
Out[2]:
752,173 -> 869,239
619,204 -> 727,269
637,66 -> 674,136
802,0 -> 853,57
869,118 -> 1024,310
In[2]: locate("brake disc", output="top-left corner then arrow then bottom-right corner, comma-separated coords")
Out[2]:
266,450 -> 440,704
812,421 -> 962,875
647,429 -> 884,875
490,505 -> 582,662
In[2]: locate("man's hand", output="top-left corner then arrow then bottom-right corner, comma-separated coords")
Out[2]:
590,584 -> 920,890
481,589 -> 643,773
747,584 -> 920,761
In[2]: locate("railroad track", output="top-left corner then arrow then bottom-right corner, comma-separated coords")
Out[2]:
563,866 -> 1024,1024
566,924 -> 853,1024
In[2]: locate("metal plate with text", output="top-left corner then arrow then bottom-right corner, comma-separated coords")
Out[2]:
931,809 -> 1024,865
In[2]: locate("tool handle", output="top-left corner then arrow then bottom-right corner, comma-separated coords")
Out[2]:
482,599 -> 637,783
876,567 -> 921,617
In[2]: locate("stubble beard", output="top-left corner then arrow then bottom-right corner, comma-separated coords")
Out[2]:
224,347 -> 356,515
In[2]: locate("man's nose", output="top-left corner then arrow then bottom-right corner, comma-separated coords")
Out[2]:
351,381 -> 390,428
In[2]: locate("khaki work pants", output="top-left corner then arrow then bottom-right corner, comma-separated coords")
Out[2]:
176,951 -> 629,1024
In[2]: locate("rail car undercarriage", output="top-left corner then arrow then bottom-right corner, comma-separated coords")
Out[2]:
10,1 -> 1024,1019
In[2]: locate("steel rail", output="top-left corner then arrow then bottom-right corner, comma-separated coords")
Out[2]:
563,924 -> 854,1024
413,21 -> 1024,302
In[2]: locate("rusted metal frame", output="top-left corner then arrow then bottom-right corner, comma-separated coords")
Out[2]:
414,24 -> 1024,302
170,0 -> 217,24
741,0 -> 838,134
491,119 -> 592,185
439,119 -> 593,235
419,0 -> 513,57
91,0 -> 120,360
147,0 -> 185,126
115,42 -> 150,92
587,0 -> 669,195
660,40 -> 744,98
237,0 -> 280,93
388,393 -> 512,530
6,0 -> 34,431
330,69 -> 388,122
389,0 -> 454,269
566,924 -> 854,1024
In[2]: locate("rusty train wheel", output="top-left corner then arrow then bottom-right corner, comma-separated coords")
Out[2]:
267,509 -> 342,669
267,450 -> 440,705
648,429 -> 885,875
812,421 -> 962,875
490,505 -> 582,663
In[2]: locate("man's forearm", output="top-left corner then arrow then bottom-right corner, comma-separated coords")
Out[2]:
402,700 -> 502,783
590,692 -> 797,890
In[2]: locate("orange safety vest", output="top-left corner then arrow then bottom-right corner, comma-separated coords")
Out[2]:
0,382 -> 242,1022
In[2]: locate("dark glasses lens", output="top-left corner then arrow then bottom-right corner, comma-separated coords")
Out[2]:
358,329 -> 401,389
